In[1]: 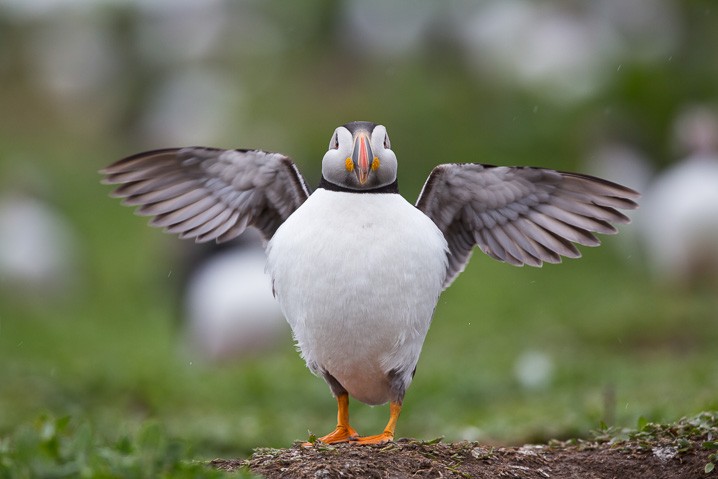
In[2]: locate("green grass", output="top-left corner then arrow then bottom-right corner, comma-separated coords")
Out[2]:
0,414 -> 258,478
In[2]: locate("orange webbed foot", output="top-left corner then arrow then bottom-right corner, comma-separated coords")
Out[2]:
350,431 -> 394,445
302,396 -> 402,447
349,401 -> 401,446
302,393 -> 359,447
302,424 -> 359,447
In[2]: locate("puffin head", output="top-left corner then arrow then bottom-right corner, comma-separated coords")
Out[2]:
321,121 -> 397,190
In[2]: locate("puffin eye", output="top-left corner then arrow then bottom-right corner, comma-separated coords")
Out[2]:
383,134 -> 391,149
329,133 -> 339,150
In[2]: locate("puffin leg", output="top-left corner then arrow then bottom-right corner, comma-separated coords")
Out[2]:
303,393 -> 358,446
351,401 -> 401,445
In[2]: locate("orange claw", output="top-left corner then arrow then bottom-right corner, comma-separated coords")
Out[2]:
351,401 -> 401,445
303,394 -> 358,446
350,431 -> 394,445
307,424 -> 359,446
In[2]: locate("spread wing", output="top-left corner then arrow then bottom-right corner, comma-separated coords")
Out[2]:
100,147 -> 311,243
415,163 -> 640,288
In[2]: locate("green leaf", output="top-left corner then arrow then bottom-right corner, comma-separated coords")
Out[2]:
114,435 -> 134,455
423,436 -> 444,445
137,422 -> 163,451
56,416 -> 71,432
705,462 -> 714,474
637,416 -> 649,431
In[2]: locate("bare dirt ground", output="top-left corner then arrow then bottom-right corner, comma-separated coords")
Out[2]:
211,414 -> 718,478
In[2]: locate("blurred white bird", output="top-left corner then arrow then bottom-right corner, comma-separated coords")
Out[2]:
639,106 -> 718,287
584,142 -> 654,258
182,233 -> 287,362
0,192 -> 79,299
459,1 -> 616,101
458,0 -> 678,102
514,350 -> 554,391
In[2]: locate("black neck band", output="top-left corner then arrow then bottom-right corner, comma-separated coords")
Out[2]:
318,177 -> 399,194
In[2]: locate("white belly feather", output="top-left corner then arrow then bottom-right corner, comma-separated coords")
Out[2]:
266,189 -> 447,405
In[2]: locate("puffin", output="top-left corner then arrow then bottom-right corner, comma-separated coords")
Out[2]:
101,121 -> 639,445
182,232 -> 286,361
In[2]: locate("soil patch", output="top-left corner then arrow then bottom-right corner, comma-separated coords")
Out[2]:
212,413 -> 718,478
212,436 -> 713,479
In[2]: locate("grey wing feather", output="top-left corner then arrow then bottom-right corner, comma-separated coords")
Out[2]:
416,163 -> 640,289
100,147 -> 311,243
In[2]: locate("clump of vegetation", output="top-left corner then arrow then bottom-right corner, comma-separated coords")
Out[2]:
555,411 -> 718,473
614,412 -> 718,474
0,414 -> 254,479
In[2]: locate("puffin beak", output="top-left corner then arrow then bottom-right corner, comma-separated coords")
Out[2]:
352,132 -> 373,185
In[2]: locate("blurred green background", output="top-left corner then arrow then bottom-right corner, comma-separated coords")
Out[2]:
1,0 -> 717,467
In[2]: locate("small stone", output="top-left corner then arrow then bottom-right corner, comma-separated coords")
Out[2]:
471,446 -> 492,459
652,446 -> 677,462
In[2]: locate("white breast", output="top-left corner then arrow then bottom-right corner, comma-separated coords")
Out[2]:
266,189 -> 447,405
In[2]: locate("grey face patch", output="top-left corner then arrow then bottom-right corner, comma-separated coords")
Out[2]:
321,121 -> 398,192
